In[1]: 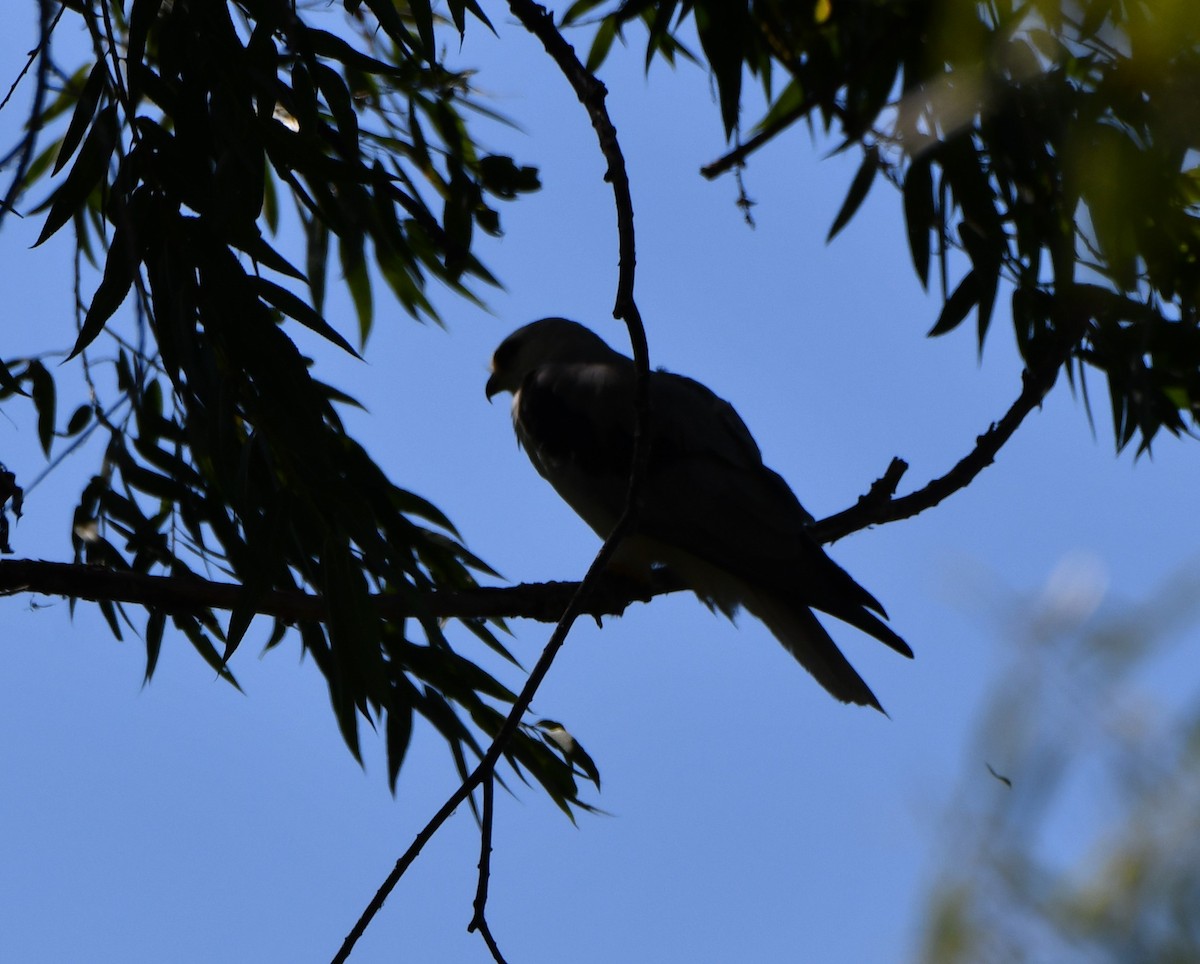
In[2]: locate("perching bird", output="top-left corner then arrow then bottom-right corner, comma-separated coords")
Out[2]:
486,318 -> 911,712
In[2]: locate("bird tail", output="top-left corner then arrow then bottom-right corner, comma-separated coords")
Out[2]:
743,591 -> 887,713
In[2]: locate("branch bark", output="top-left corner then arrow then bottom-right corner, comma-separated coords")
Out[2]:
0,558 -> 683,623
812,318 -> 1085,543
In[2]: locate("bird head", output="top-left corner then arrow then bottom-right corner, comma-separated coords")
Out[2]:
486,317 -> 616,400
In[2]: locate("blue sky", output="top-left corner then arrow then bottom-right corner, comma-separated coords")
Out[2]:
1,6 -> 1197,963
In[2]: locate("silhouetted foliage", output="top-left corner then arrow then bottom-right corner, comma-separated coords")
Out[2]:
2,0 -> 1199,824
573,0 -> 1200,450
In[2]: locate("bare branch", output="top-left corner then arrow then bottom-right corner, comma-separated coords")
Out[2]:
0,558 -> 690,623
467,773 -> 508,964
331,3 -> 650,959
331,486 -> 647,962
700,101 -> 811,180
812,335 -> 1080,544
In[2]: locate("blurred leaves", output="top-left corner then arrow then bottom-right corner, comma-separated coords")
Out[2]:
570,0 -> 1200,453
922,559 -> 1200,963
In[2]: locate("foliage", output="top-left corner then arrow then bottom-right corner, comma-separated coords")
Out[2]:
570,0 -> 1200,452
0,0 -> 589,815
2,0 -> 1200,820
921,562 -> 1200,963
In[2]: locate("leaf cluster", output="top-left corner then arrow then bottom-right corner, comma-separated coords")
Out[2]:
572,0 -> 1200,452
3,0 -> 592,813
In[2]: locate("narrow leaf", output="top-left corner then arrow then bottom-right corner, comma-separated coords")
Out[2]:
828,147 -> 880,242
0,358 -> 27,397
224,606 -> 255,663
251,277 -> 361,357
34,104 -> 118,247
26,362 -> 56,455
386,681 -> 415,792
586,18 -> 618,73
144,610 -> 165,682
68,229 -> 136,359
903,156 -> 933,288
928,271 -> 981,337
53,63 -> 108,176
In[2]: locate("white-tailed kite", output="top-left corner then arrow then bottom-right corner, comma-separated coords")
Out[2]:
486,318 -> 911,712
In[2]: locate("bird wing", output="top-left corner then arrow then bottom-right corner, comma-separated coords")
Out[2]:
637,372 -> 909,653
511,348 -> 911,710
515,357 -> 907,644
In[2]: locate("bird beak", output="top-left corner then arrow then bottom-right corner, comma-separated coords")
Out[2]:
485,371 -> 501,402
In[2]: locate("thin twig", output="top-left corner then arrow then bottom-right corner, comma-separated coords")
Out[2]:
0,0 -> 62,225
700,100 -> 811,180
811,328 -> 1083,543
330,497 -> 644,963
467,773 -> 507,964
331,5 -> 649,958
0,0 -> 61,114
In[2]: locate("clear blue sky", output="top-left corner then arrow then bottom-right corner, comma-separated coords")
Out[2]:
1,7 -> 1196,963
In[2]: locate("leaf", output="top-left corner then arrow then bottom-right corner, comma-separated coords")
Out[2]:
0,358 -> 27,398
307,27 -> 403,76
386,677 -> 416,792
359,0 -> 417,56
1078,0 -> 1111,40
407,0 -> 436,60
224,606 -> 255,663
313,64 -> 359,158
456,0 -> 493,33
68,228 -> 136,360
98,598 -> 125,642
235,233 -> 305,280
828,146 -> 879,242
442,171 -> 474,282
250,277 -> 361,357
144,610 -> 165,683
65,404 -> 93,436
303,214 -> 330,313
127,0 -> 166,97
26,361 -> 56,455
338,236 -> 373,344
975,264 -> 1000,349
928,270 -> 981,337
903,156 -> 934,288
53,63 -> 108,176
34,104 -> 119,247
693,3 -> 747,138
586,17 -> 619,73
563,0 -> 607,24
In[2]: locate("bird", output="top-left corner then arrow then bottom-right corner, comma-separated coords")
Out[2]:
485,317 -> 911,712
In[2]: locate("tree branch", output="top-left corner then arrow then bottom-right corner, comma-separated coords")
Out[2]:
332,3 -> 650,960
700,100 -> 811,180
0,336 -> 1070,627
1,334 -> 1076,627
811,336 -> 1078,544
467,772 -> 507,964
0,558 -> 686,624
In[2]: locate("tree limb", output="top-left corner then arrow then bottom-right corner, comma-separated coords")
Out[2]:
811,336 -> 1078,544
700,100 -> 811,180
0,338 -> 1074,627
332,3 -> 651,960
467,773 -> 507,964
0,558 -> 686,624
